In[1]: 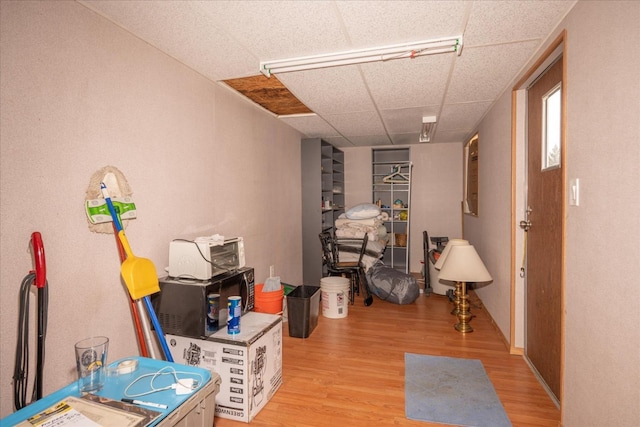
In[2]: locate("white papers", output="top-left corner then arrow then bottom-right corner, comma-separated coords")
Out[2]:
18,397 -> 147,427
25,401 -> 101,427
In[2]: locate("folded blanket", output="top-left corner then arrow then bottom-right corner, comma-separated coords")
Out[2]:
335,239 -> 387,272
334,217 -> 382,228
336,227 -> 376,242
337,250 -> 382,272
336,224 -> 387,243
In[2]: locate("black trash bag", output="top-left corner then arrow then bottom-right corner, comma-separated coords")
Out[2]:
365,261 -> 420,304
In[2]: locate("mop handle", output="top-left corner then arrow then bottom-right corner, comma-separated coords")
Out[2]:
143,296 -> 173,362
101,182 -> 173,362
100,183 -> 123,232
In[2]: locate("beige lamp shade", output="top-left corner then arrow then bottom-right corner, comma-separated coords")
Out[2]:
437,244 -> 493,283
434,239 -> 469,270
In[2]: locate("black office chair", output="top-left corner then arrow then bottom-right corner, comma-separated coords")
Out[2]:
319,232 -> 372,306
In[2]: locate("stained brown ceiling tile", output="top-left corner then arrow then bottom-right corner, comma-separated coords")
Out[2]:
223,75 -> 313,116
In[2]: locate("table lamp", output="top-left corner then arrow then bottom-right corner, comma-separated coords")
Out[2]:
437,244 -> 492,333
434,239 -> 469,315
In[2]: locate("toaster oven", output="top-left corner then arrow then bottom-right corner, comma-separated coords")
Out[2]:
168,237 -> 245,280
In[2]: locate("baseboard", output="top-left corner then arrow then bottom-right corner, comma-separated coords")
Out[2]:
470,289 -> 511,353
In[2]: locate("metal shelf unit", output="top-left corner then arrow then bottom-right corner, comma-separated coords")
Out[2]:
372,149 -> 412,273
302,138 -> 345,285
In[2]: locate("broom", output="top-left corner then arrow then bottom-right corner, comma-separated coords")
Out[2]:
101,183 -> 173,362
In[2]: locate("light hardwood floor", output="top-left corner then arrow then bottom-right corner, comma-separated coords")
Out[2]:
213,289 -> 560,427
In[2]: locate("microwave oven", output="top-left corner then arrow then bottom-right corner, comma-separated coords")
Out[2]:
151,267 -> 255,339
168,237 -> 245,280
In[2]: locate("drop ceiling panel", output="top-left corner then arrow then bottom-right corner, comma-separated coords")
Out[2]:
343,135 -> 393,147
464,0 -> 575,46
446,41 -> 540,104
381,107 -> 438,134
279,115 -> 339,138
439,101 -> 493,132
195,1 -> 349,60
362,54 -> 455,110
78,0 -> 577,146
278,66 -> 376,115
324,111 -> 387,137
336,1 -> 470,45
81,1 -> 257,80
390,133 -> 422,145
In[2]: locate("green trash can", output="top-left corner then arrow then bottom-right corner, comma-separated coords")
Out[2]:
286,285 -> 320,338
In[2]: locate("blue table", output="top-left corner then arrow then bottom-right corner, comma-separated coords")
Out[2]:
1,357 -> 216,426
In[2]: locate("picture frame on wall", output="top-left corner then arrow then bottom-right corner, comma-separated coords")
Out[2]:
464,134 -> 479,216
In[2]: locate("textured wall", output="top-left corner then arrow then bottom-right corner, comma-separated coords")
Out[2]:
465,1 -> 640,425
0,1 -> 302,417
561,1 -> 640,425
466,89 -> 513,340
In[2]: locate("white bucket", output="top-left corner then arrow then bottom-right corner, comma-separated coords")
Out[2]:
320,276 -> 350,319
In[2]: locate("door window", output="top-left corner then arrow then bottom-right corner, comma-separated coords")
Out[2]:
542,84 -> 561,170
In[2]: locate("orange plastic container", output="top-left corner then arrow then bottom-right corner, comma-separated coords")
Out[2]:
254,283 -> 284,314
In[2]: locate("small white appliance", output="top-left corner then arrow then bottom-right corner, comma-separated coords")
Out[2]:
168,237 -> 245,280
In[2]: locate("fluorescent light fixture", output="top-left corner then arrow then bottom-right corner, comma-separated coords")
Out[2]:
260,36 -> 462,77
419,116 -> 437,143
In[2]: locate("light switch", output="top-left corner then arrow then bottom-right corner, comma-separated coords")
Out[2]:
569,178 -> 579,206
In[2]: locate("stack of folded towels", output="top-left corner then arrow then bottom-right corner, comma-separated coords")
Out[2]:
334,203 -> 389,271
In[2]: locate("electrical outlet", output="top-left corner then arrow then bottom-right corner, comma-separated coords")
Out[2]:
269,265 -> 275,277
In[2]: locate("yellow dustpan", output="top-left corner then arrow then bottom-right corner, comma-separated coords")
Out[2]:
118,230 -> 160,299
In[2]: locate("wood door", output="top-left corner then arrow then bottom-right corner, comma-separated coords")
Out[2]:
525,56 -> 563,402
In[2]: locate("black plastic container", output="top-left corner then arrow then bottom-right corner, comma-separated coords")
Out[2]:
286,285 -> 320,338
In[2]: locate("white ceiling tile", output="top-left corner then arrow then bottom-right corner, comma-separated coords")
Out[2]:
380,107 -> 438,134
279,114 -> 339,138
324,111 -> 385,137
439,101 -> 493,132
464,1 -> 575,46
79,0 -> 577,148
278,66 -> 375,115
362,54 -> 455,110
446,41 -> 540,103
195,1 -> 349,59
336,1 -> 470,46
390,133 -> 422,145
344,135 -> 393,147
81,1 -> 257,80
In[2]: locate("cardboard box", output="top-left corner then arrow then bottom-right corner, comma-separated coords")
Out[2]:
167,312 -> 283,423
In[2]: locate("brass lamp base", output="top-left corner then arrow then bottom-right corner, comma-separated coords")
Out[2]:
451,281 -> 462,316
454,282 -> 473,333
455,321 -> 474,333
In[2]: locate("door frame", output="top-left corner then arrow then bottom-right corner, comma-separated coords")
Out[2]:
510,31 -> 567,406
